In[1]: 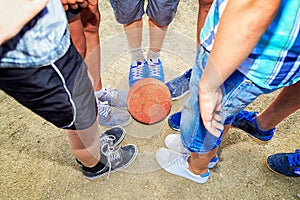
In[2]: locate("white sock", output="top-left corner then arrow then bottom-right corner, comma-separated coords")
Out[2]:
130,46 -> 144,63
95,89 -> 104,99
147,49 -> 160,60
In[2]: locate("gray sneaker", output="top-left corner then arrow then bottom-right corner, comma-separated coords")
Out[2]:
82,144 -> 138,180
96,87 -> 127,109
98,101 -> 132,127
76,126 -> 126,167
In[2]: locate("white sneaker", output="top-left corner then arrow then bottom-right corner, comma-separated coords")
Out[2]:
165,134 -> 190,154
156,148 -> 210,184
164,134 -> 219,169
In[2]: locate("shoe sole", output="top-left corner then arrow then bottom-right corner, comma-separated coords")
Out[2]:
264,156 -> 299,177
168,124 -> 180,131
100,115 -> 132,128
171,90 -> 190,101
231,126 -> 272,144
85,144 -> 139,180
246,132 -> 272,144
264,157 -> 286,177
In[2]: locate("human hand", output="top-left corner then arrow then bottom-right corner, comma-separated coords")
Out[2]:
61,0 -> 89,10
0,0 -> 48,45
199,78 -> 224,138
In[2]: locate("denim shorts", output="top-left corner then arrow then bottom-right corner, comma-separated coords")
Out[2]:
109,0 -> 180,26
180,47 -> 275,154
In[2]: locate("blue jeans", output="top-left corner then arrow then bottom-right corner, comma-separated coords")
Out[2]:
180,47 -> 275,154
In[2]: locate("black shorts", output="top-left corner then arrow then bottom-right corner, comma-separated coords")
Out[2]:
0,44 -> 97,130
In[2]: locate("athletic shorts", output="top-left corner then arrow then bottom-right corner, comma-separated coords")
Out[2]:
0,44 -> 97,130
109,0 -> 180,26
180,46 -> 275,153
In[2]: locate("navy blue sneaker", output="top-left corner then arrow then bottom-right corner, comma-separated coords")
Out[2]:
168,111 -> 181,131
231,110 -> 276,143
129,60 -> 148,87
147,58 -> 164,82
266,150 -> 300,177
166,68 -> 192,100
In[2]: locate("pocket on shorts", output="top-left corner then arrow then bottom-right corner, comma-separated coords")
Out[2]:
221,79 -> 253,115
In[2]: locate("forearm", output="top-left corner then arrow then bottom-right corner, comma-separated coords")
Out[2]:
201,0 -> 280,92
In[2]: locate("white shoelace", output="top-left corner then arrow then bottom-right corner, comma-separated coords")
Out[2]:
98,101 -> 111,118
101,143 -> 122,179
131,61 -> 144,80
102,86 -> 118,101
148,58 -> 161,77
172,155 -> 189,168
100,134 -> 116,147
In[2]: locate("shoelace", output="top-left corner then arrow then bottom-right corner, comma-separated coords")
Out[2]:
172,155 -> 189,167
148,58 -> 161,77
101,143 -> 122,179
98,101 -> 111,118
100,134 -> 116,147
131,61 -> 144,80
288,149 -> 300,175
102,86 -> 118,101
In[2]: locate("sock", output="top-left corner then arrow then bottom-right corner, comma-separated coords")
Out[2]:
130,46 -> 144,63
95,89 -> 104,99
254,117 -> 269,131
147,49 -> 160,60
82,154 -> 108,173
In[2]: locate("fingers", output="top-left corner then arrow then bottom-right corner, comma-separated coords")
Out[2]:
79,1 -> 89,8
62,0 -> 89,10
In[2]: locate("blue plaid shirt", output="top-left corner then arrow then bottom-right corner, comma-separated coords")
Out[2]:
0,0 -> 70,68
200,0 -> 300,90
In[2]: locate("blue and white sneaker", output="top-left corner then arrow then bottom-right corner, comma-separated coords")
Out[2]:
98,101 -> 132,127
266,149 -> 300,177
96,87 -> 127,110
147,58 -> 164,82
166,68 -> 192,100
156,148 -> 210,184
168,111 -> 181,131
164,134 -> 219,169
129,60 -> 148,87
231,110 -> 276,143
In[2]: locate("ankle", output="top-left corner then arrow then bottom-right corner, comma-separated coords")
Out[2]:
187,157 -> 208,175
147,49 -> 160,60
130,46 -> 144,63
255,116 -> 273,130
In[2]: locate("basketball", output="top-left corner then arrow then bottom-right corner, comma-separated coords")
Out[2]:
127,78 -> 172,125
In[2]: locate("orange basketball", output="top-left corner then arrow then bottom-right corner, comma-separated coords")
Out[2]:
127,78 -> 172,125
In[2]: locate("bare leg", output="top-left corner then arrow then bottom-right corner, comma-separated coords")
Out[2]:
68,15 -> 86,57
68,3 -> 102,91
123,19 -> 143,49
81,3 -> 102,91
67,119 -> 100,168
257,81 -> 300,129
148,18 -> 168,53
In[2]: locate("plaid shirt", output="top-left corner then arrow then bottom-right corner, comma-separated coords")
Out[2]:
200,0 -> 300,90
0,0 -> 70,68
